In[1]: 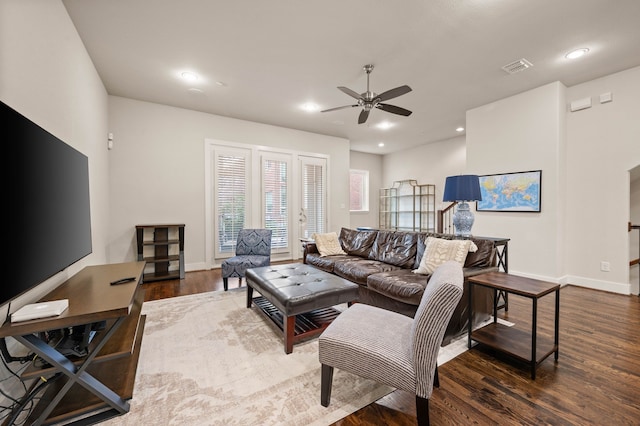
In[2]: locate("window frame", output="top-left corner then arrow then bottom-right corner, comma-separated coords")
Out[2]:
349,169 -> 370,213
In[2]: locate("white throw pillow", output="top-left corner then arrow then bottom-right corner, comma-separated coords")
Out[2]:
311,232 -> 347,257
413,237 -> 477,275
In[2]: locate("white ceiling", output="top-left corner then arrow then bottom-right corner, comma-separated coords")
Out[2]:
62,0 -> 640,154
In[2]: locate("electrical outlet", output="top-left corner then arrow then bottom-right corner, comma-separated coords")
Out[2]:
600,261 -> 610,272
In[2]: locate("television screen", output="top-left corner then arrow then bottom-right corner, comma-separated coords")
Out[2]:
3,100 -> 92,307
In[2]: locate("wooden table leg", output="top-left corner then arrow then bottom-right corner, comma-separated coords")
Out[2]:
284,315 -> 295,354
246,285 -> 254,308
554,289 -> 560,361
531,298 -> 538,380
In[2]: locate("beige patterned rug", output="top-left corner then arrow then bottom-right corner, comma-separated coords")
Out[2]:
101,289 -> 394,426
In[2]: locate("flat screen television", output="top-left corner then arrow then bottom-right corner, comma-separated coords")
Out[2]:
3,100 -> 92,308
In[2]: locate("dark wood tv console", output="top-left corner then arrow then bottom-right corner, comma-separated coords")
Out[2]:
0,261 -> 146,425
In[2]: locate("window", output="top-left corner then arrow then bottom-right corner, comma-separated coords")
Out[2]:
349,169 -> 369,212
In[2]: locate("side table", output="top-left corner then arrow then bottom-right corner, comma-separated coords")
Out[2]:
468,272 -> 560,379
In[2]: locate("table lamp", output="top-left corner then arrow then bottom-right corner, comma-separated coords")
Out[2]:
443,175 -> 482,237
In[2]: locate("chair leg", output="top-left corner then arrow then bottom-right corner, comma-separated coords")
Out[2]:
320,364 -> 334,407
415,395 -> 430,426
434,364 -> 439,388
223,277 -> 228,291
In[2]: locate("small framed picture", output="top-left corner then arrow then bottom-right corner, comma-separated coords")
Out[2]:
476,170 -> 541,212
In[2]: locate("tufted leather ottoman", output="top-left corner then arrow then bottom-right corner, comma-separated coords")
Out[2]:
246,263 -> 359,354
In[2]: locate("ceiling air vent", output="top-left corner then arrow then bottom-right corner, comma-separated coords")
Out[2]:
501,58 -> 533,74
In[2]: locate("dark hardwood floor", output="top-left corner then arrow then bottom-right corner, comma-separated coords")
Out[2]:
141,266 -> 640,425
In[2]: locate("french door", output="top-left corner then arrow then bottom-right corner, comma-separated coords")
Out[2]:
205,140 -> 327,267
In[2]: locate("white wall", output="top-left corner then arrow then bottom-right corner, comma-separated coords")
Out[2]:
462,68 -> 640,294
467,82 -> 566,282
383,136 -> 466,209
0,0 -> 109,316
565,67 -> 640,294
349,151 -> 383,229
107,96 -> 351,270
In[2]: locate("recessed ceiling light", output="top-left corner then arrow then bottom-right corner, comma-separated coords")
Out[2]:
188,88 -> 204,94
181,71 -> 199,82
300,103 -> 320,112
376,121 -> 394,130
215,81 -> 228,87
565,48 -> 589,59
456,127 -> 465,132
378,142 -> 385,147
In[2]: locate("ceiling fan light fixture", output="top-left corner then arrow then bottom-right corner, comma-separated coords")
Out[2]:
376,121 -> 394,130
322,65 -> 412,124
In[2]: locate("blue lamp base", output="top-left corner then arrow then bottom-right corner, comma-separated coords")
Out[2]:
453,201 -> 475,237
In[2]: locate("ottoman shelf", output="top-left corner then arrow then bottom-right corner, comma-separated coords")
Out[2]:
252,296 -> 343,346
246,263 -> 359,354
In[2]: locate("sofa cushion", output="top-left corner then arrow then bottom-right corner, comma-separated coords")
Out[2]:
339,227 -> 377,256
312,232 -> 347,256
414,232 -> 435,269
414,233 -> 495,269
334,258 -> 402,286
306,252 -> 354,273
368,231 -> 417,268
413,237 -> 475,275
464,238 -> 495,268
367,269 -> 429,306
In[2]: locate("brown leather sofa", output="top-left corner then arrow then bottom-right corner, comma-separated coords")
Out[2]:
303,227 -> 498,345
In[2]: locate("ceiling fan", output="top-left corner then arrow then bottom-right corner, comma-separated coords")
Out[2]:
321,64 -> 412,124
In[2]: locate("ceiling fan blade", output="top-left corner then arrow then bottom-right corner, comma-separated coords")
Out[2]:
377,103 -> 413,116
358,109 -> 370,124
377,85 -> 412,102
321,104 -> 358,113
338,86 -> 363,100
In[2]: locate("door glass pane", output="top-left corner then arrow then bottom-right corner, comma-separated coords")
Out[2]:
302,161 -> 325,238
263,158 -> 288,250
216,153 -> 246,253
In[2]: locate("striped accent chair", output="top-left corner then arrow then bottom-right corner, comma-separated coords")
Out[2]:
221,229 -> 272,291
318,260 -> 464,425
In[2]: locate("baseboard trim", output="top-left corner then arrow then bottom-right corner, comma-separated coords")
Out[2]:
508,270 -> 630,294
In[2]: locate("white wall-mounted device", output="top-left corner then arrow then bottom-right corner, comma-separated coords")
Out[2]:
569,97 -> 592,112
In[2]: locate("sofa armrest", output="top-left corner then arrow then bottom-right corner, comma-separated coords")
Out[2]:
302,240 -> 318,264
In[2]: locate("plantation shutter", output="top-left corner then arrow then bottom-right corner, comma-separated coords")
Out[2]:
216,152 -> 248,253
262,157 -> 289,251
301,160 -> 326,239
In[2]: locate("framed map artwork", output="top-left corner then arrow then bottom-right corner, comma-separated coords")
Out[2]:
476,170 -> 542,212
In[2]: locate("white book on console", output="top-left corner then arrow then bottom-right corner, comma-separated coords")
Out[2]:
11,299 -> 69,323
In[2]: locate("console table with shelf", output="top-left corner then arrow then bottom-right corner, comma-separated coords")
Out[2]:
0,261 -> 146,425
468,272 -> 560,380
136,224 -> 185,282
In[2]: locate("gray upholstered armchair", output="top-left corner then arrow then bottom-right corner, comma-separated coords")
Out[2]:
221,228 -> 272,291
318,260 -> 464,425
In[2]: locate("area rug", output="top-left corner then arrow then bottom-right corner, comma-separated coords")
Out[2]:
101,289 -> 392,426
101,289 -> 489,426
